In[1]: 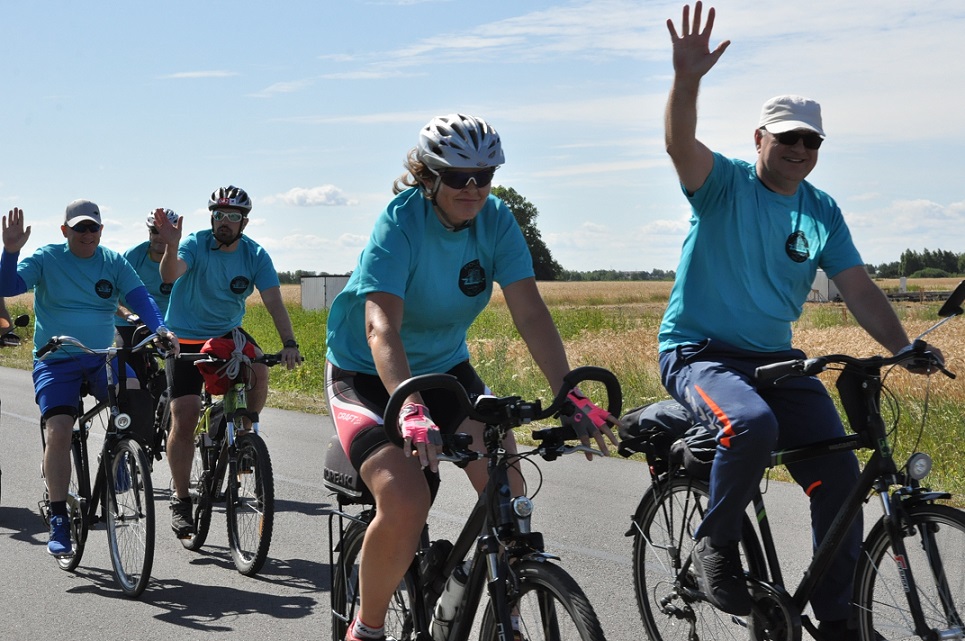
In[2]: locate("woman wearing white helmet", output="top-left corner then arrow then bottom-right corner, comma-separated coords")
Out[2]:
324,114 -> 619,641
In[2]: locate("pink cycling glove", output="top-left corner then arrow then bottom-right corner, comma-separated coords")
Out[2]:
399,403 -> 443,447
561,389 -> 611,438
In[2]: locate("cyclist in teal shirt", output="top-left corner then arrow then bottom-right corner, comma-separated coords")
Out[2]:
115,208 -> 179,342
659,5 -> 942,638
154,185 -> 301,539
1,201 -> 178,557
325,114 -> 619,641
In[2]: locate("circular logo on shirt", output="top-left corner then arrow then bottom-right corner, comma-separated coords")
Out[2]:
94,279 -> 114,299
160,282 -> 173,295
230,276 -> 250,294
459,260 -> 486,297
785,231 -> 810,263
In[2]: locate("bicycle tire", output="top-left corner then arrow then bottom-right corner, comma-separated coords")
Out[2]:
630,475 -> 767,641
331,517 -> 419,641
55,431 -> 90,571
855,502 -> 965,641
105,437 -> 155,598
181,438 -> 214,551
226,432 -> 275,575
479,560 -> 607,641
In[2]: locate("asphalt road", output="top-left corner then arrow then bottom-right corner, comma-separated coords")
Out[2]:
0,364 -> 839,641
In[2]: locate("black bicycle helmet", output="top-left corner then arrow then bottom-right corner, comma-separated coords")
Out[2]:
208,185 -> 252,214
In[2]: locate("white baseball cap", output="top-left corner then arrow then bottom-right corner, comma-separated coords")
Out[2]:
758,95 -> 825,137
64,199 -> 102,227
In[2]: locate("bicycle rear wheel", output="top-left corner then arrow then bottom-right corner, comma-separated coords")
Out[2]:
105,437 -> 155,598
181,438 -> 214,551
630,475 -> 766,641
331,516 -> 418,641
57,435 -> 90,571
226,432 -> 275,575
855,502 -> 965,640
479,560 -> 606,641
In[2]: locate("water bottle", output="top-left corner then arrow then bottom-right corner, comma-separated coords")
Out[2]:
430,560 -> 471,641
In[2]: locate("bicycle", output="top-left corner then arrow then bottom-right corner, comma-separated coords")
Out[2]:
170,350 -> 281,576
626,281 -> 965,641
326,366 -> 622,641
36,331 -> 164,598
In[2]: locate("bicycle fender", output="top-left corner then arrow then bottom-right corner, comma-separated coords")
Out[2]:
903,490 -> 953,508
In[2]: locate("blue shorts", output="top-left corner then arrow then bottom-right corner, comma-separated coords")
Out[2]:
33,354 -> 134,419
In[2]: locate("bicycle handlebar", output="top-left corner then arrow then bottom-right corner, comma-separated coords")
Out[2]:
37,333 -> 166,360
175,352 -> 284,367
382,365 -> 622,449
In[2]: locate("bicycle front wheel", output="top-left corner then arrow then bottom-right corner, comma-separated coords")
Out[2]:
630,475 -> 767,641
226,432 -> 275,575
105,438 -> 155,598
855,502 -> 965,641
479,560 -> 606,641
331,516 -> 418,641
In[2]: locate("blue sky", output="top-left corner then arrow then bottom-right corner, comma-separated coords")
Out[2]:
1,0 -> 963,275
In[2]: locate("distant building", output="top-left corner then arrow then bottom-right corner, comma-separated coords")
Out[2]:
807,269 -> 840,302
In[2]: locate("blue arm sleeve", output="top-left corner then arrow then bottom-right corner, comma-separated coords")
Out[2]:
0,251 -> 28,296
125,286 -> 165,332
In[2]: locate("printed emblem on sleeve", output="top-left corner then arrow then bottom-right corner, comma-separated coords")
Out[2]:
785,231 -> 810,263
459,260 -> 486,297
94,279 -> 114,299
230,276 -> 251,294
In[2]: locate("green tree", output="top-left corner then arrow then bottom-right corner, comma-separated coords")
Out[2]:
491,186 -> 563,281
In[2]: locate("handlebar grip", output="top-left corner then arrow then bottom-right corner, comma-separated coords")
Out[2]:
383,374 -> 473,448
756,357 -> 826,385
36,339 -> 59,359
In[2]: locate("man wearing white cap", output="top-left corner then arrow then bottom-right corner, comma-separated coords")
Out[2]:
0,201 -> 178,559
655,4 -> 940,639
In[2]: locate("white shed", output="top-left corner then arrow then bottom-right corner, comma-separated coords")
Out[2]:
300,275 -> 350,310
808,269 -> 840,302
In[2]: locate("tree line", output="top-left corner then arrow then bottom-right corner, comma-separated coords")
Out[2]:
872,249 -> 965,278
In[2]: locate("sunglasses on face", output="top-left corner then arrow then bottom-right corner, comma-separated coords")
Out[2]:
438,167 -> 496,190
70,222 -> 102,233
771,130 -> 824,150
212,210 -> 245,223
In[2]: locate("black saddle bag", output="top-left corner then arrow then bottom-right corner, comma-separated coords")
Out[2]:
618,399 -> 717,480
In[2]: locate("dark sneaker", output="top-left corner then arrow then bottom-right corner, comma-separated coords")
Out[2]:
47,514 -> 73,557
691,536 -> 752,615
170,498 -> 196,538
818,618 -> 884,641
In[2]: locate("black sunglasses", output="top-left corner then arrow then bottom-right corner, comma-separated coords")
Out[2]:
71,222 -> 102,233
438,167 -> 496,190
770,130 -> 824,150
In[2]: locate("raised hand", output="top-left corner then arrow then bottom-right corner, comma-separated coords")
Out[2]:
2,208 -> 32,253
153,207 -> 182,247
667,2 -> 731,80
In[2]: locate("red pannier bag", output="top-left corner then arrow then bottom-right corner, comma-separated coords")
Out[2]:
196,337 -> 257,395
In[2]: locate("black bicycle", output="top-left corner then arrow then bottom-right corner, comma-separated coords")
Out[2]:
170,351 -> 281,576
326,366 -> 622,641
627,281 -> 965,641
37,332 -> 164,598
0,314 -> 29,504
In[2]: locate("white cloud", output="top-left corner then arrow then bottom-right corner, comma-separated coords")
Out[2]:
265,186 -> 358,207
160,71 -> 240,79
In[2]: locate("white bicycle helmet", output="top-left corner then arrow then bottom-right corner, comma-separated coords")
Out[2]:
208,185 -> 252,214
418,114 -> 505,172
146,208 -> 180,227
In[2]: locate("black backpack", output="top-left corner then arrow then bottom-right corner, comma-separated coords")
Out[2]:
618,399 -> 717,480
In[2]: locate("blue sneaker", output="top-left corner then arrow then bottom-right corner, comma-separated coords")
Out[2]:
115,456 -> 132,493
47,514 -> 73,557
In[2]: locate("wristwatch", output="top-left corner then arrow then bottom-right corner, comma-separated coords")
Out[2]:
283,339 -> 299,350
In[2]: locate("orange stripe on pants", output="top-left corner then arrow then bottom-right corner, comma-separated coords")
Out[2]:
694,384 -> 735,448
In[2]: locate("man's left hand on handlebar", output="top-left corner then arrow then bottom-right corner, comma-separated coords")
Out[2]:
896,341 -> 946,375
561,389 -> 620,460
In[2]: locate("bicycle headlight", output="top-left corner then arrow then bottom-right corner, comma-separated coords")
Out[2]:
512,496 -> 534,519
115,413 -> 132,430
907,452 -> 932,481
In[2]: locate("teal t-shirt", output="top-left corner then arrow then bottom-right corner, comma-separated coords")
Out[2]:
114,240 -> 171,327
659,153 -> 862,353
18,244 -> 146,358
164,230 -> 280,340
326,188 -> 534,375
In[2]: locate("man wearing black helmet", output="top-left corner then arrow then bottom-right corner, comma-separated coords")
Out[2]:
155,185 -> 302,538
